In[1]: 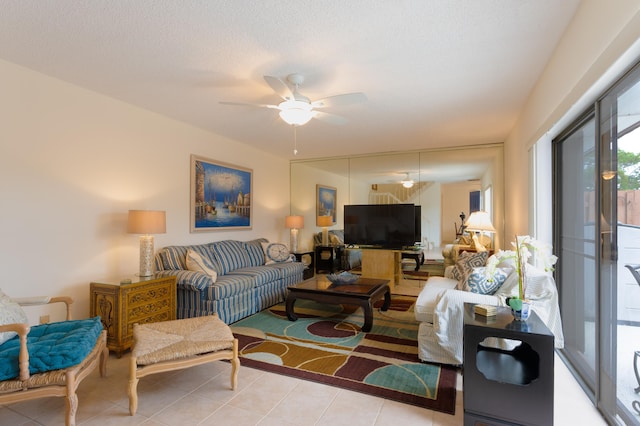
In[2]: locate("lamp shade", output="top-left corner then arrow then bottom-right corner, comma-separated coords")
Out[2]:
127,210 -> 166,234
285,215 -> 304,229
317,215 -> 333,227
464,211 -> 496,233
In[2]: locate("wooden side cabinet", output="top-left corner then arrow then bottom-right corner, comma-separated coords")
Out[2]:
90,275 -> 177,357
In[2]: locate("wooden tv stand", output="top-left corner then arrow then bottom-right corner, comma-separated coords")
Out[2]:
360,248 -> 402,288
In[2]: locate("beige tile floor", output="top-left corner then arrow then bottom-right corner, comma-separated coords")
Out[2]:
0,277 -> 607,426
0,345 -> 606,425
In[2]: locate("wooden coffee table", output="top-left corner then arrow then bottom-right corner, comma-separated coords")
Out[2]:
285,277 -> 391,332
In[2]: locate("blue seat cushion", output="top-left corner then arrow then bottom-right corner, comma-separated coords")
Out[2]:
208,274 -> 255,299
0,316 -> 103,381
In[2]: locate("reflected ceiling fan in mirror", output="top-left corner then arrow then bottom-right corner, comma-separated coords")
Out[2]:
220,73 -> 367,127
401,173 -> 415,188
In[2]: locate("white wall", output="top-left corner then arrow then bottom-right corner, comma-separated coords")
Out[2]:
504,1 -> 640,238
0,59 -> 291,321
440,181 -> 481,245
420,182 -> 442,248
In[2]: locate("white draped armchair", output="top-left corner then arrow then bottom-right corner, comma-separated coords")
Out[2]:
415,265 -> 564,366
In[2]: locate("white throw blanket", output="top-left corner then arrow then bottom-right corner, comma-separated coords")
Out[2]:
417,265 -> 564,366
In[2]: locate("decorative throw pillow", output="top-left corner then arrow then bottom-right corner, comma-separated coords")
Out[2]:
462,267 -> 510,295
0,289 -> 29,345
261,242 -> 293,265
453,251 -> 489,288
185,249 -> 217,282
244,239 -> 267,266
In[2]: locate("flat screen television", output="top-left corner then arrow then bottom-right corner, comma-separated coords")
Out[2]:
344,204 -> 418,249
414,205 -> 422,243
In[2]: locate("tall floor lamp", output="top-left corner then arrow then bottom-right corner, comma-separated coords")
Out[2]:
285,215 -> 304,253
127,210 -> 166,277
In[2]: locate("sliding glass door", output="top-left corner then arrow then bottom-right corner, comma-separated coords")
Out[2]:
554,62 -> 640,425
555,112 -> 597,391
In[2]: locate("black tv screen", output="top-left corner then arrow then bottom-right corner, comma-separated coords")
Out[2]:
414,205 -> 421,243
344,204 -> 417,249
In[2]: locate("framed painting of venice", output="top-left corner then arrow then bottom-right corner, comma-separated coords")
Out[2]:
191,154 -> 253,232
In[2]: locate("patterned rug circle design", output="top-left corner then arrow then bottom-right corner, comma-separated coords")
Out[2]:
230,296 -> 457,414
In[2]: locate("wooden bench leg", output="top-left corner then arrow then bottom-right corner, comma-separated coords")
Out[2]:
128,356 -> 139,416
65,392 -> 78,426
100,344 -> 108,377
231,339 -> 240,390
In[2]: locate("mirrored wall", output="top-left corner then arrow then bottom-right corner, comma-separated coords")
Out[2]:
290,144 -> 504,252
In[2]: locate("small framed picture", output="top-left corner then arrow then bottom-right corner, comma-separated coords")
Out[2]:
316,184 -> 337,225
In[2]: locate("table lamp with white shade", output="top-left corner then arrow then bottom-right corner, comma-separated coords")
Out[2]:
464,211 -> 496,251
127,210 -> 166,277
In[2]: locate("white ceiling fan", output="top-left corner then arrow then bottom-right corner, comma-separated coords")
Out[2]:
220,73 -> 367,126
400,173 -> 415,188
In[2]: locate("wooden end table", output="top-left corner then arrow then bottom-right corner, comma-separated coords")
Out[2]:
285,277 -> 390,332
90,275 -> 176,357
401,249 -> 425,271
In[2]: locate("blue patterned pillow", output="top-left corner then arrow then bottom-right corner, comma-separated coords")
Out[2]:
452,251 -> 489,283
261,242 -> 294,265
463,267 -> 510,295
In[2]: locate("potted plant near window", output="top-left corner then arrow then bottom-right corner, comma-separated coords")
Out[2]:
486,236 -> 558,320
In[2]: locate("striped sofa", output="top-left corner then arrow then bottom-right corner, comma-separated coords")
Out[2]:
154,239 -> 304,324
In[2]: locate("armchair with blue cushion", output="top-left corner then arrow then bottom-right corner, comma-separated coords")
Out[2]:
0,290 -> 108,426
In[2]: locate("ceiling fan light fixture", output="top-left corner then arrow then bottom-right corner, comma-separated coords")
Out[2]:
401,173 -> 414,188
278,100 -> 313,126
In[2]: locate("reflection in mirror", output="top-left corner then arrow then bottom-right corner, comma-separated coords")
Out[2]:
290,158 -> 349,252
290,144 -> 503,253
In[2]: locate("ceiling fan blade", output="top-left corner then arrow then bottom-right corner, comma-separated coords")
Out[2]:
313,111 -> 348,125
312,92 -> 367,108
219,101 -> 279,109
264,75 -> 294,101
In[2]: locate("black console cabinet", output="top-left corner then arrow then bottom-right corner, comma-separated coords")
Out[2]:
463,303 -> 555,426
315,245 -> 344,273
292,251 -> 315,280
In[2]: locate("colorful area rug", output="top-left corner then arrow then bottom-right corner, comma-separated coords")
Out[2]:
230,296 -> 457,414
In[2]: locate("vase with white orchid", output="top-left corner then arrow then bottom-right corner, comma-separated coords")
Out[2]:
485,235 -> 558,319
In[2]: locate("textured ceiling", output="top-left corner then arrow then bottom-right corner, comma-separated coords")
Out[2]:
0,0 -> 580,166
